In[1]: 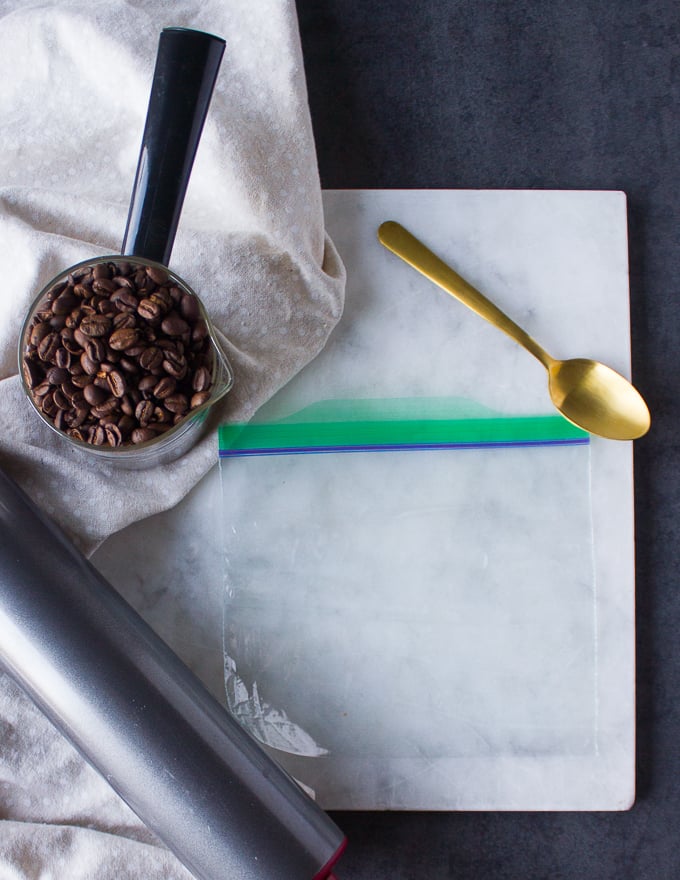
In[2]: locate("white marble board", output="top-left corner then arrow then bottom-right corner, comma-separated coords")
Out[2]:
92,190 -> 636,811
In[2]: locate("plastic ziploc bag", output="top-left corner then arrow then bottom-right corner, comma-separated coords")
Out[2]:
218,399 -> 595,788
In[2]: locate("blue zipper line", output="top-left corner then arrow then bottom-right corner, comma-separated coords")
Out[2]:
219,437 -> 590,458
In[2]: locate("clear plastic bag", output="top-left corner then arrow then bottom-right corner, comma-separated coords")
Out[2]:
219,399 -> 595,784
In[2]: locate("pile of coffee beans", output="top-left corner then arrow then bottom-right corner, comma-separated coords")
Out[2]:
22,260 -> 215,448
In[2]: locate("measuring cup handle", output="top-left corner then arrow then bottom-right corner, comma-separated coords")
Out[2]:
121,27 -> 225,265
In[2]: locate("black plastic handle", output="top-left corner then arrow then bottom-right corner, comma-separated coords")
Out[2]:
121,27 -> 225,265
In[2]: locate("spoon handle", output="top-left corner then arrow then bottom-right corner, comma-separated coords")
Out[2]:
378,221 -> 554,369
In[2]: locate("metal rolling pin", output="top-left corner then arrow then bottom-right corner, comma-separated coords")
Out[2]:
0,467 -> 345,880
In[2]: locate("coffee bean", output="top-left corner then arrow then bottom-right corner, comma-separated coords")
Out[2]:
65,310 -> 81,330
71,328 -> 87,350
104,423 -> 123,447
164,393 -> 188,415
80,352 -> 99,375
118,414 -> 136,436
23,359 -> 44,389
109,327 -> 140,351
162,350 -> 187,380
45,366 -> 70,385
83,383 -> 107,406
157,338 -> 182,352
49,314 -> 67,331
80,314 -> 112,337
92,278 -> 117,294
192,366 -> 211,393
180,293 -> 201,324
65,403 -> 84,427
180,293 -> 200,323
138,375 -> 158,395
131,427 -> 156,444
153,376 -> 176,399
55,348 -> 72,369
161,313 -> 189,337
86,337 -> 107,362
24,258 -> 217,448
91,398 -> 120,418
192,320 -> 209,344
52,290 -> 79,315
139,346 -> 163,371
118,357 -> 139,374
37,332 -> 60,362
137,298 -> 162,321
62,339 -> 82,359
121,343 -> 146,358
120,394 -> 135,416
112,312 -> 138,332
53,389 -> 71,411
106,370 -> 126,398
89,425 -> 107,446
70,373 -> 91,389
151,288 -> 173,312
92,262 -> 111,281
41,393 -> 58,417
146,266 -> 168,285
33,382 -> 52,399
191,390 -> 211,408
30,322 -> 52,347
135,399 -> 154,426
111,289 -> 139,311
45,283 -> 67,302
68,390 -> 86,409
67,407 -> 89,428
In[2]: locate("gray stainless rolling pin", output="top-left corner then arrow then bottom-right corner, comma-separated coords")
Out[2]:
0,467 -> 346,880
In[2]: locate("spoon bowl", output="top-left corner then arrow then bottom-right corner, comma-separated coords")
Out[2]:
548,358 -> 650,440
378,221 -> 650,441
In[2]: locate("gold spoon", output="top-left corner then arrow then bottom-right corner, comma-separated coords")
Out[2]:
378,220 -> 650,440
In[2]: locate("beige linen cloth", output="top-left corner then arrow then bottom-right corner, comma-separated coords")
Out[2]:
0,1 -> 344,877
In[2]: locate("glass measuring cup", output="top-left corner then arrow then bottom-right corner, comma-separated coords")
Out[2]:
18,27 -> 234,469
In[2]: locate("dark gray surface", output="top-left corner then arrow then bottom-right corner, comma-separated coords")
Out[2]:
295,2 -> 678,878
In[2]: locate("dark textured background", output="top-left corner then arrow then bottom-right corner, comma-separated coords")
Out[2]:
294,1 -> 678,878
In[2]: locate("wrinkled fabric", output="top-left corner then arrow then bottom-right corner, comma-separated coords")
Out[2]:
0,1 -> 344,877
0,0 -> 344,555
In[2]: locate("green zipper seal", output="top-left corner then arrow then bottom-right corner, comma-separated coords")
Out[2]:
219,399 -> 588,457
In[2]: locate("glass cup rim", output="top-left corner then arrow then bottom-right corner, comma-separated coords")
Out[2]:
18,254 -> 234,458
